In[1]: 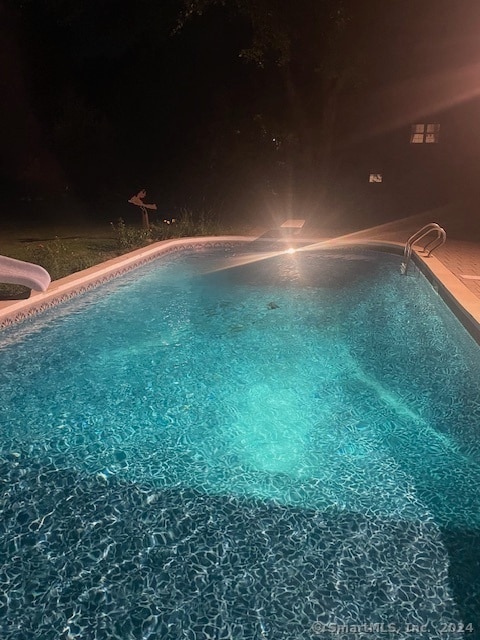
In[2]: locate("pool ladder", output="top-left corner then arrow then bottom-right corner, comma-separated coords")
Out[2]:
401,223 -> 446,274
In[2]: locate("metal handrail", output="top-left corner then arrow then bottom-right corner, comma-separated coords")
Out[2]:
422,233 -> 445,257
400,223 -> 446,274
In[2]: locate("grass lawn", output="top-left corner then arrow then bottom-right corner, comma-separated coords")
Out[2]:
0,223 -> 146,300
0,218 -> 257,300
0,225 -> 118,259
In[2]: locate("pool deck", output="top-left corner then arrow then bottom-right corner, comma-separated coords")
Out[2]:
1,232 -> 480,332
434,240 -> 480,297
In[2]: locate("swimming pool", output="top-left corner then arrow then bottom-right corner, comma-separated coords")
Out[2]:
1,243 -> 479,639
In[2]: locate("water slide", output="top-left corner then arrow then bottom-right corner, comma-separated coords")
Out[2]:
0,255 -> 51,292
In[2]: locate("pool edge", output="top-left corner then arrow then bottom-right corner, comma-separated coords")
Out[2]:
0,236 -> 253,330
1,236 -> 480,344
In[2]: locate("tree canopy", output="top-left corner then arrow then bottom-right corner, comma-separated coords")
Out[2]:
4,0 -> 463,228
176,0 -> 364,218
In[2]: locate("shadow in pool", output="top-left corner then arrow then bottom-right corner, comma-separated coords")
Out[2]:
0,452 -> 473,640
441,526 -> 480,637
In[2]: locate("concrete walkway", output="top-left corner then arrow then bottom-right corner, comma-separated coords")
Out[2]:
434,240 -> 480,298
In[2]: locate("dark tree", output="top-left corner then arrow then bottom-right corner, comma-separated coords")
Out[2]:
5,0 -> 374,226
178,0 -> 364,221
4,0 -> 180,211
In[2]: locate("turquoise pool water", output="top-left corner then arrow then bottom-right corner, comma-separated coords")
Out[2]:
1,244 -> 479,639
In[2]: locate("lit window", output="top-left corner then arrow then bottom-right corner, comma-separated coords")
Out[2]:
426,123 -> 440,143
369,173 -> 382,183
411,133 -> 425,144
410,123 -> 440,143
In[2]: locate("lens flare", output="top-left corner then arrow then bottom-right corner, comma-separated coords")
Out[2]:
200,209 -> 442,276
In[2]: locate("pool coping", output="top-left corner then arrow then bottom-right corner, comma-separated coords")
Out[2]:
1,235 -> 480,342
0,236 -> 251,330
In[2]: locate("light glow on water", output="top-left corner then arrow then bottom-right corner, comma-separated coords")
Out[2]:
1,247 -> 479,521
202,213 -> 431,276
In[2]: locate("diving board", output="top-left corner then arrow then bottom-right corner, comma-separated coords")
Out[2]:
0,255 -> 51,292
280,219 -> 305,229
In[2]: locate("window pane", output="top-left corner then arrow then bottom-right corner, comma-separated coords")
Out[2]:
410,133 -> 424,143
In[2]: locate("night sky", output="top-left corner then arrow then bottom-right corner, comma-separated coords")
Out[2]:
2,0 -> 480,230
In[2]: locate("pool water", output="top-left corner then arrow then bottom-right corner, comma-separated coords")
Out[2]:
1,245 -> 480,639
